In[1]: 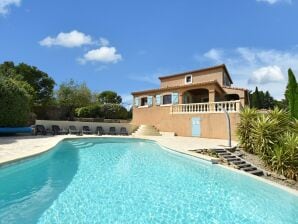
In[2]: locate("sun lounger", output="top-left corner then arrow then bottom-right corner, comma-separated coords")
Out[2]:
119,127 -> 128,135
82,126 -> 92,135
96,126 -> 105,135
69,125 -> 81,135
108,127 -> 116,135
34,125 -> 52,135
52,125 -> 68,135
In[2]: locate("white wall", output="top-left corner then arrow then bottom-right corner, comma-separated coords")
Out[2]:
36,120 -> 138,134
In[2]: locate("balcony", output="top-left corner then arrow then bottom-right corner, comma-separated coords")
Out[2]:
170,100 -> 241,114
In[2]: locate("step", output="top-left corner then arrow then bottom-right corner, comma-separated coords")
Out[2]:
241,166 -> 257,172
134,130 -> 161,135
224,158 -> 241,162
218,152 -> 231,156
222,155 -> 237,159
248,170 -> 264,176
236,163 -> 251,168
232,160 -> 246,165
133,125 -> 161,136
213,149 -> 226,152
234,152 -> 244,157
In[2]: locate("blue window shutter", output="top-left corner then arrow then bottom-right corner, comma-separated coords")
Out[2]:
134,97 -> 139,107
172,92 -> 179,104
156,95 -> 161,106
147,96 -> 153,106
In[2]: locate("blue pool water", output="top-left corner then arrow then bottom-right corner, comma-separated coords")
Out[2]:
0,138 -> 297,224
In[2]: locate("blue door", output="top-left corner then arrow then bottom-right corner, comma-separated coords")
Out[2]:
191,117 -> 201,137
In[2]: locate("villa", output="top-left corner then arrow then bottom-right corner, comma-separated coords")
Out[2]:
131,64 -> 249,139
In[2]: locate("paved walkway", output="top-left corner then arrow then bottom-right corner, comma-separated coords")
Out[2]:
0,135 -> 235,165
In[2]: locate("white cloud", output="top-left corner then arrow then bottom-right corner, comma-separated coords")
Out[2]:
199,47 -> 298,99
79,46 -> 122,64
0,0 -> 21,15
98,37 -> 110,47
39,30 -> 92,48
204,48 -> 223,63
256,0 -> 291,4
248,65 -> 284,84
39,30 -> 122,65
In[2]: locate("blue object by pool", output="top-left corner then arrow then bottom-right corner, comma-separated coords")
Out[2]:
0,138 -> 297,224
0,127 -> 32,134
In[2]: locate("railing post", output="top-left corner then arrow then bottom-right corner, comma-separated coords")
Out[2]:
236,101 -> 240,112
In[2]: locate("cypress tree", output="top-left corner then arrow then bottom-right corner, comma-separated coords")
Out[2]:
251,87 -> 261,109
285,68 -> 298,119
263,91 -> 274,109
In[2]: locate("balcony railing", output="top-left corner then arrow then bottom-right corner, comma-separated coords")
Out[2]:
170,100 -> 241,114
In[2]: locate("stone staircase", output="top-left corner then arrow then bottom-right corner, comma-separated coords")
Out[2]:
210,148 -> 264,176
132,125 -> 161,136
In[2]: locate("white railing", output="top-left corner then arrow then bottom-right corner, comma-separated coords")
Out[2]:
170,100 -> 241,114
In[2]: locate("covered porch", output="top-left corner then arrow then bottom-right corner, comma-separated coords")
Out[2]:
174,83 -> 241,113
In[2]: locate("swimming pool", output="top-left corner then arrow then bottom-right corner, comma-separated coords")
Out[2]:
0,138 -> 297,223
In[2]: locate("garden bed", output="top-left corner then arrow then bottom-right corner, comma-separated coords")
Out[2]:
240,149 -> 298,191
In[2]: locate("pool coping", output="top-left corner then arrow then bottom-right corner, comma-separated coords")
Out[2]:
0,135 -> 298,196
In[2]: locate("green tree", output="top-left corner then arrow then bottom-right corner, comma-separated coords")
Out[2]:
97,90 -> 122,104
56,79 -> 92,119
263,91 -> 275,109
0,77 -> 30,127
273,99 -> 288,110
285,68 -> 298,119
250,87 -> 261,109
0,61 -> 55,106
250,87 -> 276,109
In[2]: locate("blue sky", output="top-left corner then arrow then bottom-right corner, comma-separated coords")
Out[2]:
1,0 -> 298,105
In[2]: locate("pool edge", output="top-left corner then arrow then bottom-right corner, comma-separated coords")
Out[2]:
1,135 -> 297,196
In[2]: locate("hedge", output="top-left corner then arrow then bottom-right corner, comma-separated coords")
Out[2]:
75,103 -> 128,119
0,78 -> 30,127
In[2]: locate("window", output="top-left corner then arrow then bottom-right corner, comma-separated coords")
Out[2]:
185,74 -> 192,84
140,97 -> 148,106
162,94 -> 172,105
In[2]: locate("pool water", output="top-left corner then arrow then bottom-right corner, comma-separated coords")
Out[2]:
0,138 -> 297,224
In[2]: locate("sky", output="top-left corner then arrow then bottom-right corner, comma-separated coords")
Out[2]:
1,0 -> 298,106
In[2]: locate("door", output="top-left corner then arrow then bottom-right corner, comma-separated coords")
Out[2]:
191,117 -> 201,137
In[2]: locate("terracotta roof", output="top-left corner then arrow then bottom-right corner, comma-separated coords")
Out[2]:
158,64 -> 233,84
131,80 -> 225,95
222,86 -> 248,91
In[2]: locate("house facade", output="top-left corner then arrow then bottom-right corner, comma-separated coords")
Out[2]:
131,64 -> 249,139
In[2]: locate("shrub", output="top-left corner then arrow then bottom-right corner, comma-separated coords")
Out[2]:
291,119 -> 298,134
237,107 -> 259,153
0,78 -> 30,127
267,107 -> 291,131
75,104 -> 102,118
101,103 -> 128,119
237,107 -> 298,180
75,103 -> 128,119
251,114 -> 281,163
271,133 -> 298,180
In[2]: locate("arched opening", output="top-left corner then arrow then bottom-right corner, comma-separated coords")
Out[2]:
183,88 -> 209,103
225,94 -> 240,101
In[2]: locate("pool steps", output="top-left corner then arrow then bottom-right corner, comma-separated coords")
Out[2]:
192,148 -> 264,176
214,148 -> 264,176
132,125 -> 161,136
